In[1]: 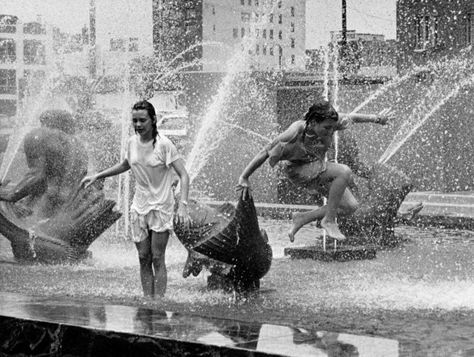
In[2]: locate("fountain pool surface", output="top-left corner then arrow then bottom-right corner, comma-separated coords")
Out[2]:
1,218 -> 474,356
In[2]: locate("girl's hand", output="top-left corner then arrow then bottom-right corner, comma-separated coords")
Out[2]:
176,201 -> 191,228
337,117 -> 351,130
80,174 -> 98,189
376,108 -> 395,125
236,176 -> 250,190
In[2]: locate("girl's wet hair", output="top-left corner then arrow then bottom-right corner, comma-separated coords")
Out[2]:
302,100 -> 338,141
132,100 -> 159,147
304,100 -> 339,124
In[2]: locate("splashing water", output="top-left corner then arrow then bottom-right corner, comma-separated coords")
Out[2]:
220,121 -> 271,144
379,55 -> 474,164
349,65 -> 430,115
185,3 -> 277,183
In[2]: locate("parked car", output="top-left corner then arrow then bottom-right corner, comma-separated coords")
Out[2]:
157,112 -> 189,137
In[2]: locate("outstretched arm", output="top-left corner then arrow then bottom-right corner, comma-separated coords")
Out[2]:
238,121 -> 303,187
80,159 -> 131,188
339,108 -> 394,128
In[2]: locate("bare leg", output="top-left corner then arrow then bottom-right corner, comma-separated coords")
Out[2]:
151,230 -> 170,297
318,163 -> 355,240
288,207 -> 326,242
136,238 -> 154,298
288,188 -> 358,242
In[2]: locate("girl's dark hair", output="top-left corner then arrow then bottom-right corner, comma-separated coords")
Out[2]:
132,100 -> 159,147
303,100 -> 338,141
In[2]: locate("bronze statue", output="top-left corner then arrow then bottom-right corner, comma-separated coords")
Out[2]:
0,110 -> 121,263
174,188 -> 272,293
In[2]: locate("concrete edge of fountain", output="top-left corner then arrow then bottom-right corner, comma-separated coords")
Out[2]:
201,191 -> 474,231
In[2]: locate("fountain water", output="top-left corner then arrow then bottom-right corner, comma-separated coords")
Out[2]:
1,3 -> 474,356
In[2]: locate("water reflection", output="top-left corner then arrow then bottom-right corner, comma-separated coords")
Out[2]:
0,292 -> 400,357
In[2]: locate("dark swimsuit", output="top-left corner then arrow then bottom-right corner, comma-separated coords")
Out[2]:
266,126 -> 332,190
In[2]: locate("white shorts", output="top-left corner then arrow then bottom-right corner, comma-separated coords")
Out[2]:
130,209 -> 173,243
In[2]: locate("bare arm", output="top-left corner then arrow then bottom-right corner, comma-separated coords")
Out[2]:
170,158 -> 189,204
339,108 -> 394,127
170,158 -> 191,226
80,159 -> 131,188
238,121 -> 303,186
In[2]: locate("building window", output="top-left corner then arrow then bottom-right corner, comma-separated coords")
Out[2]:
241,0 -> 245,5
0,69 -> 16,94
110,38 -> 125,51
290,22 -> 295,32
0,38 -> 16,63
0,16 -> 17,33
263,45 -> 267,55
233,28 -> 239,38
255,0 -> 259,5
291,38 -> 295,48
269,14 -> 273,23
278,14 -> 282,24
248,0 -> 251,5
23,22 -> 46,35
269,46 -> 274,55
279,30 -> 282,40
241,28 -> 245,37
0,99 -> 16,116
23,39 -> 46,64
263,29 -> 267,39
256,44 -> 260,54
291,6 -> 295,16
241,12 -> 251,22
415,15 -> 438,50
129,37 -> 138,52
278,1 -> 282,8
466,12 -> 473,45
291,54 -> 295,64
269,29 -> 274,39
212,6 -> 216,15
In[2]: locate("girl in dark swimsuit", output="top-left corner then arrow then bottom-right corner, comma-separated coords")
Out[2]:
238,100 -> 391,241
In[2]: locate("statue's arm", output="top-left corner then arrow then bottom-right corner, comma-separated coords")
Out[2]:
0,167 -> 47,202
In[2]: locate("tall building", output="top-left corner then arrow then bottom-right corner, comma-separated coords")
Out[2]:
0,14 -> 53,118
153,0 -> 306,72
92,0 -> 154,76
397,0 -> 474,69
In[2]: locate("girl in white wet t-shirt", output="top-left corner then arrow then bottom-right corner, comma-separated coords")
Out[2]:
81,100 -> 190,298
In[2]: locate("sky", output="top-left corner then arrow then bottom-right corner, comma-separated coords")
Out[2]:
0,0 -> 396,49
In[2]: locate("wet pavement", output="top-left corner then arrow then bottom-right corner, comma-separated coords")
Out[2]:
0,291 -> 401,356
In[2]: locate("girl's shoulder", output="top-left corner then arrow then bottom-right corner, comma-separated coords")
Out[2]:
154,134 -> 178,151
287,120 -> 306,132
286,120 -> 306,138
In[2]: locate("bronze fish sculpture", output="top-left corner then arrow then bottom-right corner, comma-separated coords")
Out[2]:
174,188 -> 272,292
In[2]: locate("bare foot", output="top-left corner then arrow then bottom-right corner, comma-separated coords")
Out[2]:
288,212 -> 306,243
320,218 -> 346,241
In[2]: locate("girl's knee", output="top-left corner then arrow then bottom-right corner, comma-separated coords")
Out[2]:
342,200 -> 359,214
339,164 -> 353,180
151,249 -> 166,261
138,251 -> 152,266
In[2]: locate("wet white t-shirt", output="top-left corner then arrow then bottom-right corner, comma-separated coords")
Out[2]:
126,134 -> 180,215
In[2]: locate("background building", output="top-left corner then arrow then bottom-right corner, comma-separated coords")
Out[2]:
0,14 -> 53,118
153,0 -> 306,72
397,0 -> 474,69
93,0 -> 154,76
